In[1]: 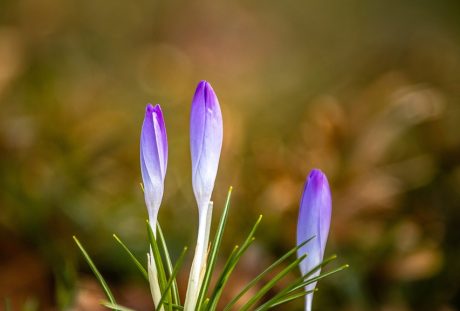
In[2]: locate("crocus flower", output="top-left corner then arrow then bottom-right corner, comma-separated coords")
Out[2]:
297,169 -> 332,311
185,81 -> 223,311
140,104 -> 168,230
140,104 -> 168,310
190,80 -> 223,210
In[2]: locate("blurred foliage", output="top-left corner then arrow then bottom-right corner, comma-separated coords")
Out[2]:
1,0 -> 460,310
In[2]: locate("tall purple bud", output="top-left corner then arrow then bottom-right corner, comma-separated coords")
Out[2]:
190,80 -> 223,210
140,104 -> 168,230
185,81 -> 223,310
297,169 -> 332,311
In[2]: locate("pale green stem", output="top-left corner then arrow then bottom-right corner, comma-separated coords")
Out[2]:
184,201 -> 214,311
147,219 -> 164,311
304,284 -> 315,311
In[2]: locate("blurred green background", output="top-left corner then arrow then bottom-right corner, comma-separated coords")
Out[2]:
1,0 -> 460,310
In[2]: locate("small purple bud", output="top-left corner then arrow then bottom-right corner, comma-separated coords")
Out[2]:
190,80 -> 223,211
140,104 -> 168,227
297,169 -> 332,311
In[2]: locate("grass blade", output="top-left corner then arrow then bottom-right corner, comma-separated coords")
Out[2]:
238,254 -> 307,311
223,235 -> 315,311
205,245 -> 240,310
113,234 -> 148,281
163,302 -> 184,310
146,222 -> 171,310
157,223 -> 181,305
255,289 -> 316,311
257,264 -> 348,311
298,254 -> 338,282
284,264 -> 349,296
102,302 -> 136,311
257,255 -> 342,309
103,300 -> 184,311
207,215 -> 263,311
73,236 -> 116,304
157,246 -> 189,310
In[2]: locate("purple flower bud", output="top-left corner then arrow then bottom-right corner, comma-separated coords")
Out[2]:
190,80 -> 223,211
140,104 -> 168,227
297,169 -> 332,311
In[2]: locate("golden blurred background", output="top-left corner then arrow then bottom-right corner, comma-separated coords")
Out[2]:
1,0 -> 460,310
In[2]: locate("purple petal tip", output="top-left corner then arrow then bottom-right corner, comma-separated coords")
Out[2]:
146,103 -> 154,113
152,104 -> 162,115
307,169 -> 328,191
308,168 -> 322,177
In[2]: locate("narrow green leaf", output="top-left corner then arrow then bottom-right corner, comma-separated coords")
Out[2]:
207,215 -> 263,311
104,301 -> 183,311
146,222 -> 171,310
238,254 -> 307,311
255,289 -> 316,311
162,302 -> 184,310
206,243 -> 248,311
223,235 -> 315,311
256,256 -> 341,310
284,264 -> 349,295
103,300 -> 186,311
195,186 -> 233,310
157,223 -> 181,305
113,234 -> 148,281
299,254 -> 338,282
202,298 -> 210,310
73,236 -> 116,304
205,245 -> 240,311
157,246 -> 189,310
102,301 -> 136,311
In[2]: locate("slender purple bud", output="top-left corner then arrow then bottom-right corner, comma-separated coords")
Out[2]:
190,80 -> 223,211
140,104 -> 168,227
297,169 -> 332,311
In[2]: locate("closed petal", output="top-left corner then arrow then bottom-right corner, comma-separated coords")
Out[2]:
190,81 -> 207,177
296,169 -> 332,310
140,104 -> 168,224
190,81 -> 223,210
152,104 -> 168,179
